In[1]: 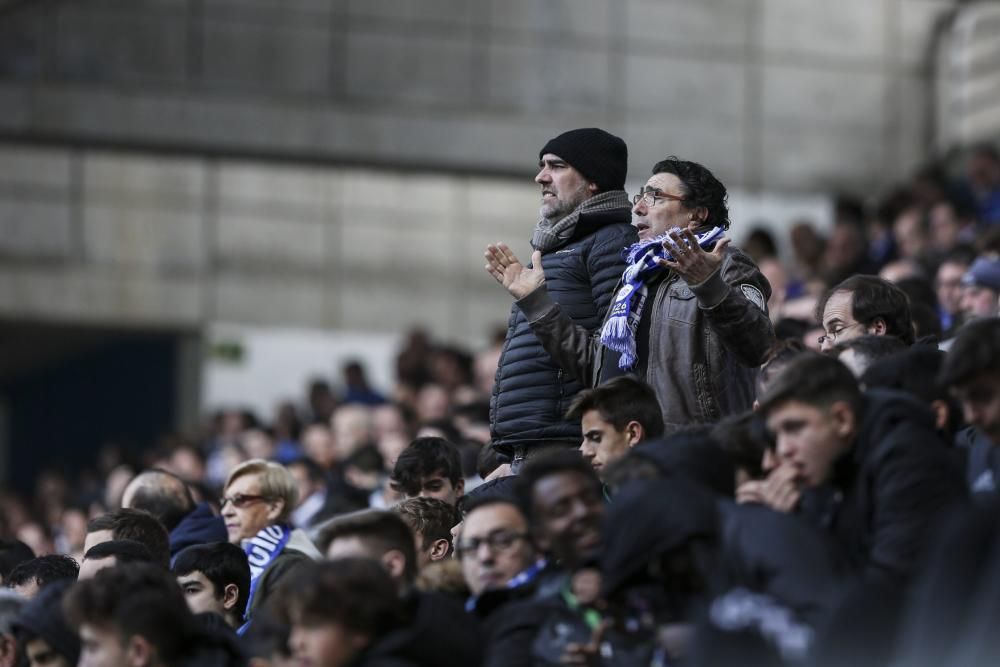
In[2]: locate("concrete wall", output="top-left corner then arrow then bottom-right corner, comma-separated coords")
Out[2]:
0,0 -> 956,193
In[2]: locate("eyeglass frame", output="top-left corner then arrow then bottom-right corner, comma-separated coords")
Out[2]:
632,190 -> 686,208
455,530 -> 529,559
817,321 -> 866,346
219,493 -> 270,509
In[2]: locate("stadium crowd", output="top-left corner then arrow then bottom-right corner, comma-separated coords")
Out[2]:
0,130 -> 1000,666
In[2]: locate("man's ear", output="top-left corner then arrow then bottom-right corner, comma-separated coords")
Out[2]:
429,538 -> 451,562
587,182 -> 599,194
221,582 -> 240,611
381,549 -> 407,580
829,401 -> 857,441
126,635 -> 155,667
624,421 -> 645,448
692,206 -> 709,223
868,318 -> 888,336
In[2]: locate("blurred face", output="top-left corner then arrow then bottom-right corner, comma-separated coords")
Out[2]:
961,285 -> 999,321
289,620 -> 368,667
221,474 -> 282,543
766,400 -> 855,488
820,290 -> 871,353
536,153 -> 592,221
302,426 -> 336,469
579,410 -> 637,476
631,172 -> 699,242
936,262 -> 968,316
24,638 -> 70,667
177,571 -> 227,618
531,471 -> 604,568
78,624 -> 127,667
459,503 -> 535,595
953,373 -> 1000,443
288,464 -> 322,509
929,203 -> 961,251
892,209 -> 927,259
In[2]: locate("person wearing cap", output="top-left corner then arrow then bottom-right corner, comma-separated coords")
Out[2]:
487,157 -> 773,436
960,255 -> 1000,322
484,128 -> 637,470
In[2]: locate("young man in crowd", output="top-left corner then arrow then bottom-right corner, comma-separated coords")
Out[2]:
390,437 -> 465,507
317,510 -> 419,591
172,542 -> 251,630
391,497 -> 456,568
78,540 -> 156,580
84,509 -> 171,570
565,376 -> 665,477
757,353 -> 966,583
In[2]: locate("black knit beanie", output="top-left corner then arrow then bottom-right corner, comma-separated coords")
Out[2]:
539,128 -> 628,193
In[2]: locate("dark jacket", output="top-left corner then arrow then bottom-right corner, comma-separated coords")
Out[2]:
490,208 -> 635,455
519,245 -> 773,434
357,591 -> 483,667
800,390 -> 967,585
170,503 -> 229,558
247,528 -> 320,617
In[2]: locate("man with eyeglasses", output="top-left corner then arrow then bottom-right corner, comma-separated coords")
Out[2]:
484,128 -> 637,471
487,157 -> 773,434
816,275 -> 915,353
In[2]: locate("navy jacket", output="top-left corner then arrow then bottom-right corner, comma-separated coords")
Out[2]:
170,503 -> 229,558
490,208 -> 636,456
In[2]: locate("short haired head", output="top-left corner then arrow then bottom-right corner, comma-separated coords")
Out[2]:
316,510 -> 418,587
278,558 -> 404,664
818,275 -> 915,346
224,459 -> 299,524
85,509 -> 171,569
64,563 -> 197,667
121,469 -> 195,532
392,497 -> 457,564
390,438 -> 464,505
515,451 -> 604,568
650,157 -> 730,230
567,376 -> 665,439
758,353 -> 862,417
0,540 -> 35,585
7,556 -> 79,599
539,128 -> 628,193
172,542 -> 251,627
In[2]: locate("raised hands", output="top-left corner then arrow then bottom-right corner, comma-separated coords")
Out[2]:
484,243 -> 546,300
656,228 -> 731,285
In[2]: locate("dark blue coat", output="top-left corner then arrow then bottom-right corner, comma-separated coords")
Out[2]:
490,208 -> 635,456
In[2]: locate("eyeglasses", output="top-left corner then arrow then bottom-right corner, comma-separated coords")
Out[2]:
632,191 -> 685,207
455,531 -> 528,559
817,322 -> 865,345
219,494 -> 268,509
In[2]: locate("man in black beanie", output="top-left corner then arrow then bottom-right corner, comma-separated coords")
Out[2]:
485,128 -> 637,470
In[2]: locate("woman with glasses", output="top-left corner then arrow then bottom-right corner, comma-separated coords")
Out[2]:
221,459 -> 321,632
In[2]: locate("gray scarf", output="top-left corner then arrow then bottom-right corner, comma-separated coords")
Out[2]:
530,190 -> 631,252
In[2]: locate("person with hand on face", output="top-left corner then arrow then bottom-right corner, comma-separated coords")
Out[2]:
221,460 -> 321,630
485,128 -> 637,471
487,157 -> 773,435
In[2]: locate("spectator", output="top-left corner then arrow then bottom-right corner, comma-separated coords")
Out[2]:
565,376 -> 665,477
960,256 -> 1000,322
390,438 -> 465,507
84,509 -> 171,570
0,541 -> 34,587
392,497 -> 456,568
172,542 -> 251,630
11,580 -> 78,667
816,275 -> 915,352
78,540 -> 156,580
6,556 -> 78,600
935,246 -> 976,335
316,510 -> 417,591
485,128 -> 636,470
221,459 -> 320,623
121,469 -> 228,559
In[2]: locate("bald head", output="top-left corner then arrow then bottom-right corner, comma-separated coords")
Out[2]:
121,470 -> 195,532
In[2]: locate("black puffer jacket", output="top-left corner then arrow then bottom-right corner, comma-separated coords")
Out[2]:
490,208 -> 636,456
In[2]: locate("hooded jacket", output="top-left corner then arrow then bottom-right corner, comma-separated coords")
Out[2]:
800,389 -> 967,584
170,503 -> 229,558
519,245 -> 773,434
490,207 -> 636,456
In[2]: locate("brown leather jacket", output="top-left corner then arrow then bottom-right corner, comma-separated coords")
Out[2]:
517,246 -> 775,433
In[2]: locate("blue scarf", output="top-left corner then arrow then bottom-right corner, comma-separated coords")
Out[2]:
237,524 -> 293,635
600,226 -> 725,370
